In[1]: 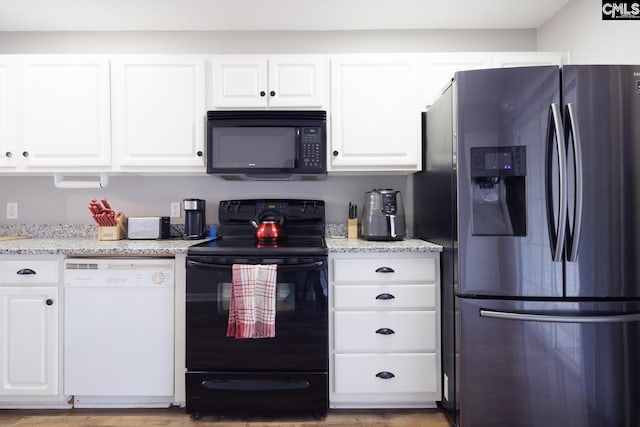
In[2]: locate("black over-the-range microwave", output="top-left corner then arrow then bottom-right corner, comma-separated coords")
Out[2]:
206,110 -> 327,180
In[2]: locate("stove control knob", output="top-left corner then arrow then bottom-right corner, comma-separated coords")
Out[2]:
152,272 -> 165,284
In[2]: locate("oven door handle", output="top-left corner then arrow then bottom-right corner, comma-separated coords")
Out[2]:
187,259 -> 326,272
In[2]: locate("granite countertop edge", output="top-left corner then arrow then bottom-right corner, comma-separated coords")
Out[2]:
0,238 -> 205,256
325,237 -> 443,253
0,237 -> 443,255
0,224 -> 442,255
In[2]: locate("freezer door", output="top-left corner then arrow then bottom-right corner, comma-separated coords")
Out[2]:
459,298 -> 640,427
456,66 -> 563,297
563,65 -> 640,298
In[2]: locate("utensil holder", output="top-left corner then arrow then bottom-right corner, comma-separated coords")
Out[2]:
347,218 -> 358,240
98,214 -> 127,241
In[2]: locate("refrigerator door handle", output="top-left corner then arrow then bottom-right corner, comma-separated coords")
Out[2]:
565,103 -> 583,262
480,309 -> 640,324
546,103 -> 568,262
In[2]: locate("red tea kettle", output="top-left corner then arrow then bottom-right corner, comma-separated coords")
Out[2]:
250,210 -> 285,241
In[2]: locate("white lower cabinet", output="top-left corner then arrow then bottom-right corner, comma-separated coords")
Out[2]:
0,255 -> 67,407
329,252 -> 441,408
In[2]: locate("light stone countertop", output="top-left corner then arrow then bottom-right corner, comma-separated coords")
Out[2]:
0,237 -> 206,256
0,236 -> 442,256
0,224 -> 442,256
325,237 -> 442,253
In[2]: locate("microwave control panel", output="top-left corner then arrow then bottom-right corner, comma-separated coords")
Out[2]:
300,127 -> 324,171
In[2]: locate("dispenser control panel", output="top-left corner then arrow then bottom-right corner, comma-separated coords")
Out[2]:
470,146 -> 526,178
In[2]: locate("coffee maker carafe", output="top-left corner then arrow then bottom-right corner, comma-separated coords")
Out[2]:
361,189 -> 406,241
183,198 -> 206,239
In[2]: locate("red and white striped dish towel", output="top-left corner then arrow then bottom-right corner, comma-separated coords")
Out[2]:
226,264 -> 277,339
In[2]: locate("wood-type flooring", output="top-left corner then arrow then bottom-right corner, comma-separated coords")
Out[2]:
0,407 -> 451,427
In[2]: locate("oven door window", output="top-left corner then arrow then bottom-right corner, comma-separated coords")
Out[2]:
218,281 -> 296,313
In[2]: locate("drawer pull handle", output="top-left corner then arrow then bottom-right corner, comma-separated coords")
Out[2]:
376,371 -> 395,380
17,268 -> 36,275
375,293 -> 395,300
375,327 -> 395,335
375,266 -> 395,273
45,299 -> 54,306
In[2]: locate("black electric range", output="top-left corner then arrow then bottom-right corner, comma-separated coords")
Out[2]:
185,199 -> 328,420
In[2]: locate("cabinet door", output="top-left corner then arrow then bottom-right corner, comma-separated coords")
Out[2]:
0,57 -> 17,170
492,52 -> 565,68
18,55 -> 111,168
268,56 -> 327,108
0,287 -> 59,396
330,55 -> 422,172
111,56 -> 206,169
212,56 -> 268,108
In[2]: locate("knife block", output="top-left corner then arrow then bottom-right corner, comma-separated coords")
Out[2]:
98,214 -> 127,241
347,218 -> 358,240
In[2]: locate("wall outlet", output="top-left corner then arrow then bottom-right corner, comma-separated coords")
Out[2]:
170,202 -> 181,218
6,202 -> 18,219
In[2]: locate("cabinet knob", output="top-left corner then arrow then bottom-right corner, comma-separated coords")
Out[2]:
197,151 -> 203,157
45,299 -> 54,306
22,151 -> 29,158
375,371 -> 395,380
375,327 -> 395,335
375,293 -> 395,300
332,150 -> 339,157
5,151 -> 11,158
260,91 -> 266,97
17,268 -> 36,275
270,90 -> 276,97
375,266 -> 395,273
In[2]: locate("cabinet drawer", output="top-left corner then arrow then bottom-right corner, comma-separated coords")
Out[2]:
334,311 -> 436,352
0,259 -> 59,284
333,284 -> 435,310
332,257 -> 436,283
334,353 -> 438,394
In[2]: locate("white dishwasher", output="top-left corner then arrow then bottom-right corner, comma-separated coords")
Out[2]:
64,257 -> 175,408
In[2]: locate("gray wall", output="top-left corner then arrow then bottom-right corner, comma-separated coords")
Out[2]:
0,29 -> 538,231
0,29 -> 537,54
538,0 -> 640,64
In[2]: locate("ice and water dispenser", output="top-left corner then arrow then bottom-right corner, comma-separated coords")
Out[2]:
470,146 -> 526,236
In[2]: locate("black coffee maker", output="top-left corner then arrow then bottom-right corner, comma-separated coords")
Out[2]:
183,198 -> 207,239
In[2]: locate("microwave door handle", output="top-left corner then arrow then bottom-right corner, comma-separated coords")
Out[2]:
295,128 -> 301,168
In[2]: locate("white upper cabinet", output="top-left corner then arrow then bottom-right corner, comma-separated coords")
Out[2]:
492,52 -> 566,68
212,55 -> 328,109
330,54 -> 422,173
111,56 -> 206,171
18,55 -> 111,170
423,52 -> 566,106
0,57 -> 17,170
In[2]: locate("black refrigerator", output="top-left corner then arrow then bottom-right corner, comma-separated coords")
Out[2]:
415,65 -> 640,427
